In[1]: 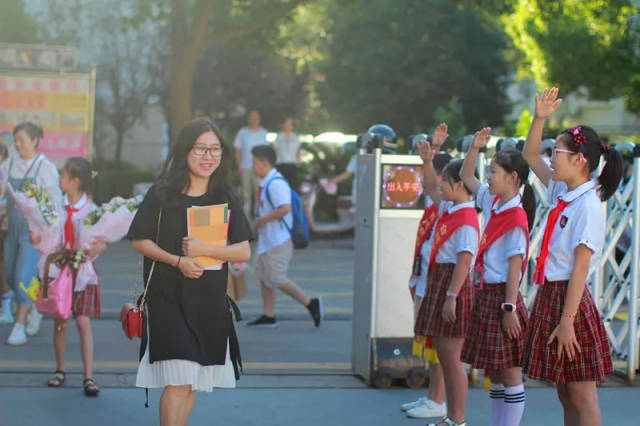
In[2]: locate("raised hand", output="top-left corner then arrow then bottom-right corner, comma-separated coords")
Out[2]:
431,122 -> 448,150
534,87 -> 563,119
472,127 -> 492,150
417,140 -> 435,163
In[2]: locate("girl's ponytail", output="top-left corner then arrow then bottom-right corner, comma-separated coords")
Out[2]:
598,146 -> 623,201
521,183 -> 536,230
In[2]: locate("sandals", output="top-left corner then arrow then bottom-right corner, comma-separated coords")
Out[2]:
47,370 -> 100,397
427,417 -> 467,426
47,370 -> 66,387
83,378 -> 100,397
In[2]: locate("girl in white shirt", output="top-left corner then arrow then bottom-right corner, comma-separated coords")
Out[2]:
460,128 -> 535,426
403,151 -> 452,420
414,123 -> 480,426
522,88 -> 622,426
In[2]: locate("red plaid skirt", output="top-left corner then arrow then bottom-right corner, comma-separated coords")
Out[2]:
72,284 -> 101,318
414,263 -> 473,338
523,280 -> 613,383
461,283 -> 528,370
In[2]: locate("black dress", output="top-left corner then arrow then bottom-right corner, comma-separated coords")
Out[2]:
126,186 -> 253,378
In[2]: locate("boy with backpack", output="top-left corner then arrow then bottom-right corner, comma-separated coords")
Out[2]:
248,145 -> 322,327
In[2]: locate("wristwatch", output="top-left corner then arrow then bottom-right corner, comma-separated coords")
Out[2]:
501,303 -> 516,312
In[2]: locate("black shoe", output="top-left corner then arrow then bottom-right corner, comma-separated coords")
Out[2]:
247,315 -> 278,328
307,297 -> 323,327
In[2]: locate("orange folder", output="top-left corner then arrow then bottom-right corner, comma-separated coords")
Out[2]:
186,203 -> 230,270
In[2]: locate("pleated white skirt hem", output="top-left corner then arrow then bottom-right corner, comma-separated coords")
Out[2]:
135,310 -> 236,392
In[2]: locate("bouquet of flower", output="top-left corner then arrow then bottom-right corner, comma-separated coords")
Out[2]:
8,182 -> 62,254
78,195 -> 143,248
36,249 -> 98,294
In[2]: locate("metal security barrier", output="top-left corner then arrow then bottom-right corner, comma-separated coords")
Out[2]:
474,153 -> 640,382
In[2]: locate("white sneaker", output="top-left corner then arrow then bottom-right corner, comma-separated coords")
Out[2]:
26,309 -> 42,336
406,399 -> 447,418
401,396 -> 428,411
7,323 -> 27,345
0,306 -> 14,325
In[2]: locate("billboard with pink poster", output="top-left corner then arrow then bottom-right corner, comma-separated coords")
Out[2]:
0,70 -> 96,166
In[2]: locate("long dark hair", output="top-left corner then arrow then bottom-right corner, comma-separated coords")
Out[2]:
493,149 -> 536,230
558,125 -> 623,201
64,157 -> 98,201
154,118 -> 234,205
13,121 -> 43,147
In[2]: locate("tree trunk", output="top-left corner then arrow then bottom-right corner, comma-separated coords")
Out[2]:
169,54 -> 197,146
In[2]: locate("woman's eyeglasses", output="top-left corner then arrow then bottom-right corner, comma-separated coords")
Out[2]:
552,147 -> 576,157
192,145 -> 222,157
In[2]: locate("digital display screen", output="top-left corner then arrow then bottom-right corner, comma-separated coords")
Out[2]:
380,164 -> 424,209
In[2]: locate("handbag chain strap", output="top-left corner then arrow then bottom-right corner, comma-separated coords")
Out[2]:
138,208 -> 162,308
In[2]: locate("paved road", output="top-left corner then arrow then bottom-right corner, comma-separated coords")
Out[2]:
1,238 -> 638,425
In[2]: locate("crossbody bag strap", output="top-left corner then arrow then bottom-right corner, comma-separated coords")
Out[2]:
139,208 -> 163,307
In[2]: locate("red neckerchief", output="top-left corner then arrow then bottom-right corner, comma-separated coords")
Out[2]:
473,196 -> 530,289
428,206 -> 479,270
63,205 -> 79,250
533,198 -> 570,285
411,204 -> 439,273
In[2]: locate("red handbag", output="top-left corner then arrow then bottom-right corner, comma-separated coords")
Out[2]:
119,210 -> 161,339
120,302 -> 145,339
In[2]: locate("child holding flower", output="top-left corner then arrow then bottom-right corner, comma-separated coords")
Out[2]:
31,157 -> 106,396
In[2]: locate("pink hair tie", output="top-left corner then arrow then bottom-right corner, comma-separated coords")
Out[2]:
570,126 -> 587,149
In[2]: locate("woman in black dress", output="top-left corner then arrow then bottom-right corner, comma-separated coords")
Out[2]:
127,118 -> 252,425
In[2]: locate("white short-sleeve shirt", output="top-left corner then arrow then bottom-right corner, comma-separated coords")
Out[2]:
541,179 -> 604,282
434,200 -> 479,264
274,132 -> 301,164
2,154 -> 62,207
256,168 -> 293,255
476,184 -> 528,283
233,127 -> 268,170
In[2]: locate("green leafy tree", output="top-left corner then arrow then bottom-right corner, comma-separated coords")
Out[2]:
318,0 -> 510,136
0,0 -> 39,44
192,40 -> 310,133
462,0 -> 640,112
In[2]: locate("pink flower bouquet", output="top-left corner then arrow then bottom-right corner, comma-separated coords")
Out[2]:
8,182 -> 62,254
77,195 -> 143,249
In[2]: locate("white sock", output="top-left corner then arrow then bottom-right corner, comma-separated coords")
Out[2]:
12,322 -> 25,332
503,384 -> 525,426
489,383 -> 505,426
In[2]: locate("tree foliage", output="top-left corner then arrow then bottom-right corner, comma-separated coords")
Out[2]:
192,41 -> 309,134
318,0 -> 510,136
490,1 -> 640,111
0,0 -> 39,44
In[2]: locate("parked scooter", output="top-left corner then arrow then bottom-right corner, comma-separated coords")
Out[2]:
298,174 -> 355,235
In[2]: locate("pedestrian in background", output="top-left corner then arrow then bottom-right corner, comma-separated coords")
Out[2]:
248,145 -> 322,328
3,122 -> 61,345
274,117 -> 301,190
234,110 -> 267,218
